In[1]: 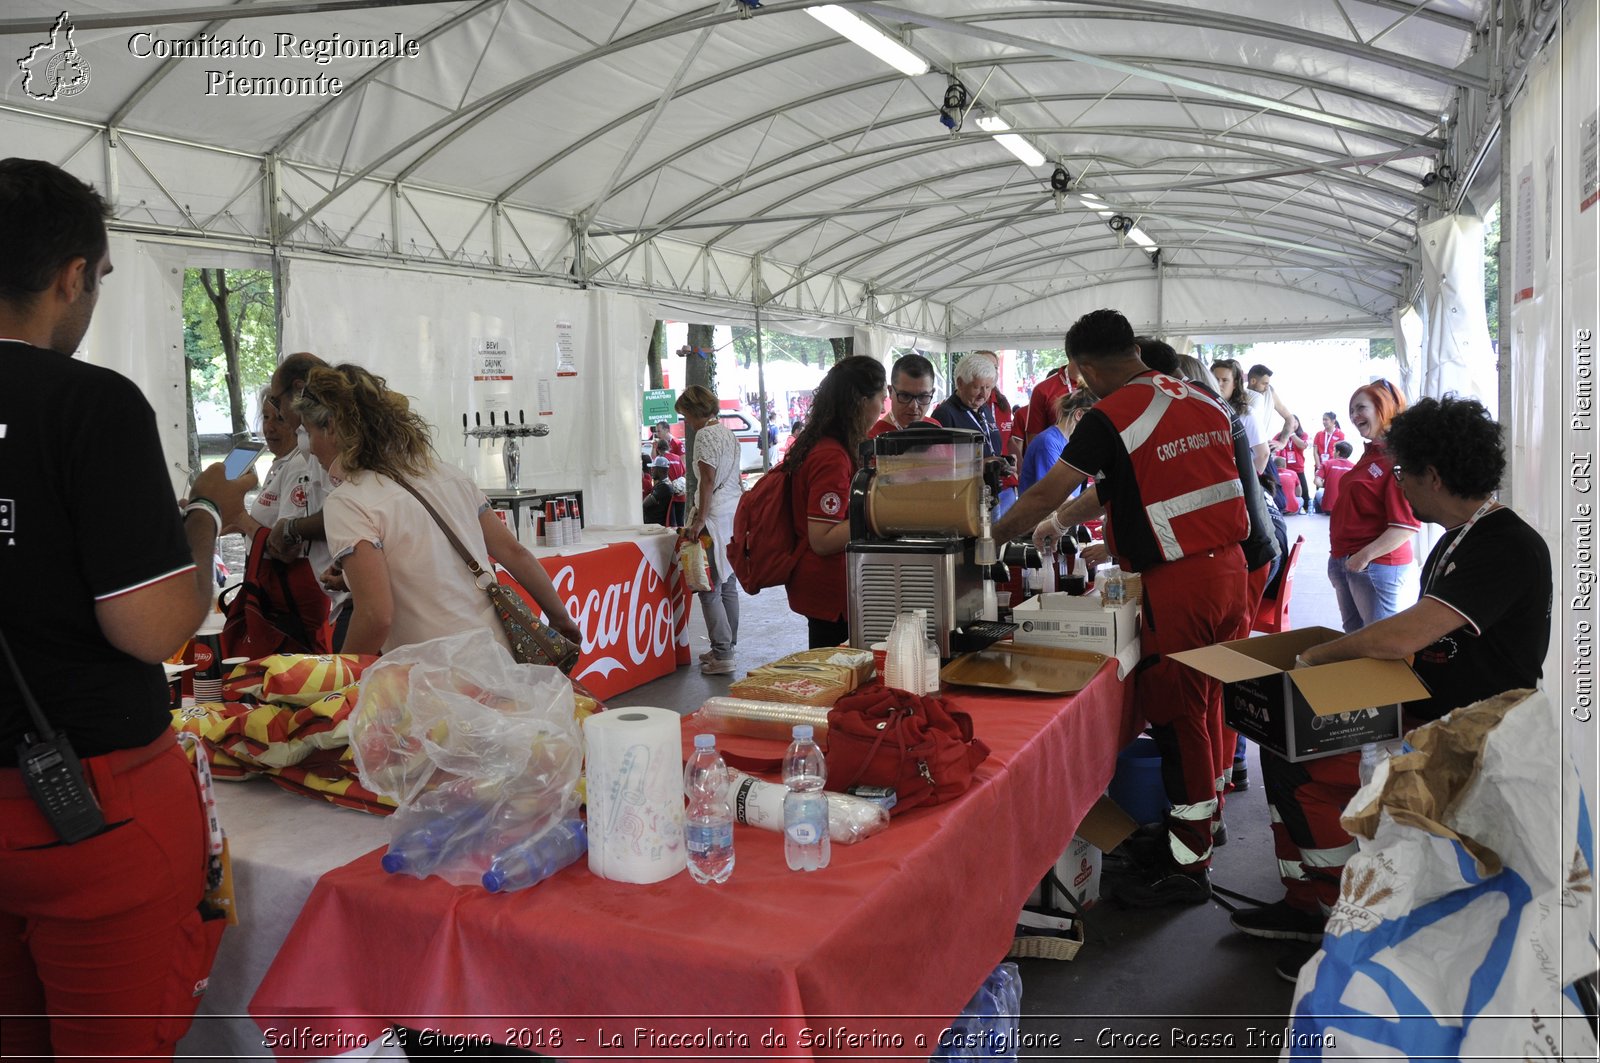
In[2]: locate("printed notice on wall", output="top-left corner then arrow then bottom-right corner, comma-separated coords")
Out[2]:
1514,164 -> 1536,303
1581,111 -> 1599,213
555,320 -> 577,377
537,378 -> 554,417
473,337 -> 512,381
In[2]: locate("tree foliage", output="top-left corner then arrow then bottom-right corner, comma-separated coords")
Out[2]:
183,267 -> 277,427
729,327 -> 836,369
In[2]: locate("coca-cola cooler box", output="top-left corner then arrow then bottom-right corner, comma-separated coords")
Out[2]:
1170,627 -> 1430,762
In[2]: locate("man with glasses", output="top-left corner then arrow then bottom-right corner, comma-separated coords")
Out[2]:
868,352 -> 940,438
1240,396 -> 1551,983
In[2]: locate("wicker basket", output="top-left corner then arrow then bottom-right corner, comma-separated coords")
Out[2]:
1007,916 -> 1085,962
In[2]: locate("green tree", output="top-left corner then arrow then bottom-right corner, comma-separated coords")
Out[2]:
646,320 -> 665,390
182,267 -> 277,451
1483,202 -> 1500,340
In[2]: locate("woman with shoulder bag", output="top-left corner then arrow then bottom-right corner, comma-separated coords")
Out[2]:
294,364 -> 581,656
676,386 -> 744,675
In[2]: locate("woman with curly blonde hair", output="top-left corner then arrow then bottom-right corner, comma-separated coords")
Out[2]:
293,364 -> 580,655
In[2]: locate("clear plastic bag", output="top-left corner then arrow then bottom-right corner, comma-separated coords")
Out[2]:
350,631 -> 583,886
678,531 -> 714,593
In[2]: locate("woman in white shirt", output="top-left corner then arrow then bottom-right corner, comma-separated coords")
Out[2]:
293,364 -> 581,656
676,386 -> 743,675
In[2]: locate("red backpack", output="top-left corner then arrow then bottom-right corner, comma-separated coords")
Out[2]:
726,463 -> 799,594
221,528 -> 331,659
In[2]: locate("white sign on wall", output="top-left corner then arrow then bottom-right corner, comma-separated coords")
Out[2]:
555,320 -> 576,377
474,337 -> 513,381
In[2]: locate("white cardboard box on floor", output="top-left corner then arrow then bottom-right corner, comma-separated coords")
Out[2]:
1013,593 -> 1138,656
1026,796 -> 1137,910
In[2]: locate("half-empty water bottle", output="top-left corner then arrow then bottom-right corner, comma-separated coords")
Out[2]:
481,817 -> 587,893
684,734 -> 735,884
783,724 -> 830,871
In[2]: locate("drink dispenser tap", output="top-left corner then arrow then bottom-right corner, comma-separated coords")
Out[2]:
974,487 -> 997,567
502,437 -> 521,491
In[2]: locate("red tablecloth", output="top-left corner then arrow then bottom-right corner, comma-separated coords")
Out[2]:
250,662 -> 1140,1060
508,536 -> 691,700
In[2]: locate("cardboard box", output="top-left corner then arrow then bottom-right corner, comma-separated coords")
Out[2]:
1027,796 -> 1137,911
1013,593 -> 1138,655
1170,626 -> 1431,762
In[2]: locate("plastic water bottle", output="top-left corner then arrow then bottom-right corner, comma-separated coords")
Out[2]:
481,817 -> 587,892
1102,565 -> 1125,604
381,804 -> 487,875
783,724 -> 830,872
918,609 -> 941,695
683,734 -> 736,884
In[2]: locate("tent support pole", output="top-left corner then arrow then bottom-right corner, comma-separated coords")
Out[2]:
756,302 -> 771,472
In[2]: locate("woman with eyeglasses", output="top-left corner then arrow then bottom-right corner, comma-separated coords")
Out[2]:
293,364 -> 581,656
1327,381 -> 1420,630
782,355 -> 887,648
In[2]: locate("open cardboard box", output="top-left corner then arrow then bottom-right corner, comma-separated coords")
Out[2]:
1027,795 -> 1138,911
1170,626 -> 1432,762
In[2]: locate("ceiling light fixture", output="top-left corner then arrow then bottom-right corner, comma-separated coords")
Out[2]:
970,110 -> 1045,167
806,6 -> 929,77
1128,227 -> 1157,250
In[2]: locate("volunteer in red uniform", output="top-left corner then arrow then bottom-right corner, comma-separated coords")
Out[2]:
1021,361 -> 1080,449
1312,412 -> 1345,475
1315,440 -> 1355,514
868,352 -> 939,438
997,309 -> 1249,906
1329,381 -> 1419,631
784,356 -> 887,648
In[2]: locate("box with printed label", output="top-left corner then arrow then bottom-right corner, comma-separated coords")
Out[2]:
1026,795 -> 1135,910
1170,626 -> 1430,762
1012,593 -> 1138,655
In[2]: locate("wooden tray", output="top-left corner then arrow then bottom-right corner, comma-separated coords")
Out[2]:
939,642 -> 1108,695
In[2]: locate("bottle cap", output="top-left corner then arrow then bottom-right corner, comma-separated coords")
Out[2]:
482,869 -> 506,892
380,852 -> 407,874
792,724 -> 813,739
694,733 -> 716,749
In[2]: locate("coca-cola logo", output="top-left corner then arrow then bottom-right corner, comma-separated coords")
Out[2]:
192,642 -> 216,668
547,553 -> 674,681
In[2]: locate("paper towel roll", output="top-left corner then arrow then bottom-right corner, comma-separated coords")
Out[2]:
582,707 -> 686,883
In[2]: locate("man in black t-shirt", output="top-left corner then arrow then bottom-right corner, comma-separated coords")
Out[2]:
1242,396 -> 1552,983
0,158 -> 253,1055
1299,396 -> 1551,716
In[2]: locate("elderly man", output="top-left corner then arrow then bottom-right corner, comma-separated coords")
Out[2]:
0,157 -> 253,1055
1239,395 -> 1552,982
931,350 -> 1013,500
869,352 -> 940,437
996,310 -> 1249,906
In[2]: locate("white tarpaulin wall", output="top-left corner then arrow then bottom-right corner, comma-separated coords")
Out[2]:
279,257 -> 654,526
1417,213 -> 1499,403
1503,0 -> 1600,841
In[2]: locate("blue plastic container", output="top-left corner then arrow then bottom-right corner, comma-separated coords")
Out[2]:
1107,735 -> 1170,826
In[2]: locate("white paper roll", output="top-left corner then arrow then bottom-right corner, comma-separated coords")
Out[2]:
582,707 -> 686,883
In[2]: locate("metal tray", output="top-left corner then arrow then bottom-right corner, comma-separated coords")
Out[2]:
939,642 -> 1108,695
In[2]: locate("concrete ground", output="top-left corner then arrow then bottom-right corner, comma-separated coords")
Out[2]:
600,507 -> 1347,1059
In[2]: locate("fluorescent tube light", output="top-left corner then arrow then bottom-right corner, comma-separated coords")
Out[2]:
992,133 -> 1045,168
1128,227 -> 1158,250
974,113 -> 1009,133
1079,193 -> 1114,218
806,6 -> 929,77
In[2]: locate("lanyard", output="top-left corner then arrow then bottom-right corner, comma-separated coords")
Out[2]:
958,402 -> 997,456
175,731 -> 226,887
1425,498 -> 1497,593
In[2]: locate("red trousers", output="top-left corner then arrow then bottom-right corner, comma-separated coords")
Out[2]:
1138,545 -> 1249,871
0,735 -> 224,1060
1261,748 -> 1361,912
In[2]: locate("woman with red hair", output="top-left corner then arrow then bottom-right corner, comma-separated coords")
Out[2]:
1327,380 -> 1420,630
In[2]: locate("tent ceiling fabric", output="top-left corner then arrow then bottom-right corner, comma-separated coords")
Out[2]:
4,0 -> 1488,342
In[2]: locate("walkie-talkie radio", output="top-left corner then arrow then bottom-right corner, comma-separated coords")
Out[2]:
3,630 -> 106,844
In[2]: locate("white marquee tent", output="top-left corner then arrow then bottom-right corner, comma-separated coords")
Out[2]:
2,0 -> 1596,766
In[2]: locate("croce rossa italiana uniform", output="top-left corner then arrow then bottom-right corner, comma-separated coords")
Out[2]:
1060,370 -> 1249,871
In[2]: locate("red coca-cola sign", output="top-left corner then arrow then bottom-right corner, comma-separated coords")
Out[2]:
501,540 -> 691,699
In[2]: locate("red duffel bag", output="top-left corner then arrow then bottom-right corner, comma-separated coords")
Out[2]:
825,683 -> 990,815
221,527 -> 330,659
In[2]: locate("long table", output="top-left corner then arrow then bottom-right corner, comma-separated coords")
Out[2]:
245,661 -> 1141,1059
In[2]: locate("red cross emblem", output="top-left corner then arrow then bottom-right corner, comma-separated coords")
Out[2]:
1155,375 -> 1187,398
